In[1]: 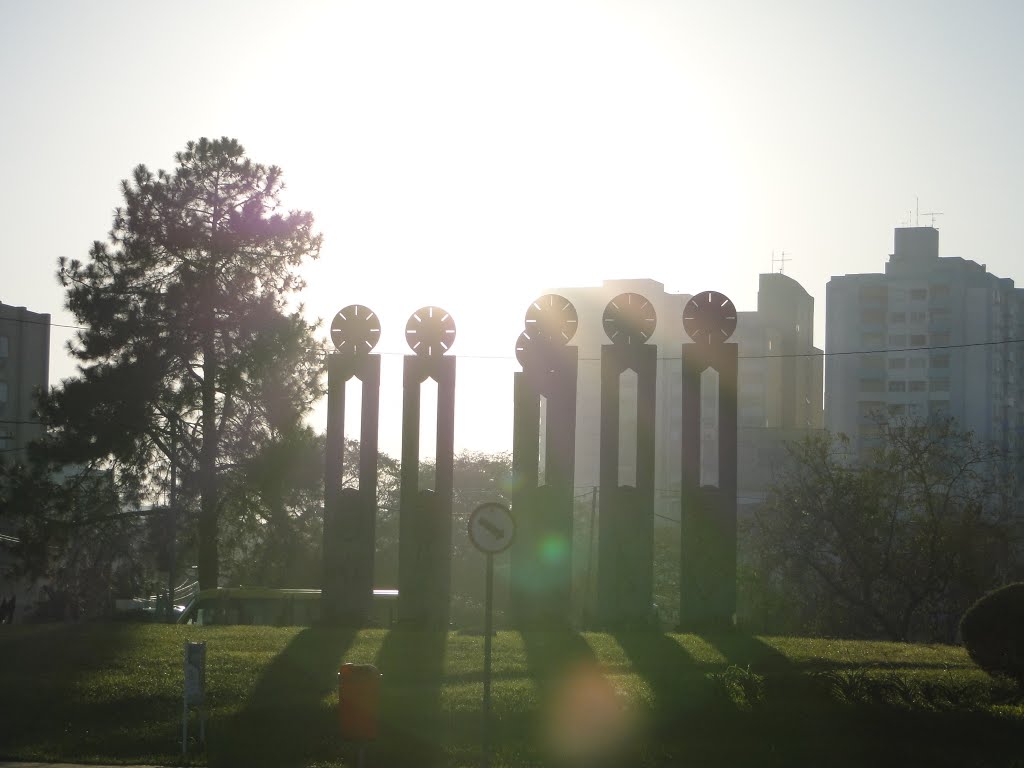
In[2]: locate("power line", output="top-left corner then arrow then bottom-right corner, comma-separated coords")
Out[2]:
0,315 -> 82,331
331,335 -> 1019,360
3,312 -> 1024,360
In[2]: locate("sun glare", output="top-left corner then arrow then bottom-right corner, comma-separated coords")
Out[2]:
247,0 -> 747,454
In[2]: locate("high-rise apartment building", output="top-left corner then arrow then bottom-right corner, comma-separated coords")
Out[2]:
825,227 -> 1024,457
0,301 -> 50,460
734,274 -> 824,499
546,274 -> 823,518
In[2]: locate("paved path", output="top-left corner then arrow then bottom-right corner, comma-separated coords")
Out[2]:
1,763 -> 168,768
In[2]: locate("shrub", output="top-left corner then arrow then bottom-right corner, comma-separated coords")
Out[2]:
960,582 -> 1024,689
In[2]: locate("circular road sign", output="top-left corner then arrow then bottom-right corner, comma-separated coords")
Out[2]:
468,503 -> 516,555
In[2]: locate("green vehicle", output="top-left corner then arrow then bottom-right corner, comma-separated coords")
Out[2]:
176,587 -> 399,627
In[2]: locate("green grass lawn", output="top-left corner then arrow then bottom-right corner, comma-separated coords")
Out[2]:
0,623 -> 1021,767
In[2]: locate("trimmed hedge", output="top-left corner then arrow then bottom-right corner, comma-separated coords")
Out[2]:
960,582 -> 1024,688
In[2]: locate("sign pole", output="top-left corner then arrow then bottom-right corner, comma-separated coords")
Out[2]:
482,551 -> 494,768
183,641 -> 207,757
467,501 -> 515,768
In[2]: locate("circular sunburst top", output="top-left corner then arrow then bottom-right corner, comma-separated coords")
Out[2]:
405,306 -> 456,356
683,291 -> 737,344
330,305 -> 381,355
603,292 -> 657,345
524,294 -> 578,344
514,330 -> 533,368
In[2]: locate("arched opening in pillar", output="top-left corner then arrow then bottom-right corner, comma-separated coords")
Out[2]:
343,377 -> 363,490
618,368 -> 638,487
419,377 -> 438,490
538,394 -> 548,486
700,367 -> 720,488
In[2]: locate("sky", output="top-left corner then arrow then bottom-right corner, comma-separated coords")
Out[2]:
3,0 -> 1024,458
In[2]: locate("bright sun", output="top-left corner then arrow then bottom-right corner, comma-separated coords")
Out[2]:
239,0 -> 746,455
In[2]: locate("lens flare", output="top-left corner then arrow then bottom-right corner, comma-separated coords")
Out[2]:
539,534 -> 569,565
543,662 -> 635,764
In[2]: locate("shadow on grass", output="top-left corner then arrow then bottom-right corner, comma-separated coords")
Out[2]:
209,626 -> 357,768
0,623 -> 137,760
520,628 -> 597,688
371,626 -> 448,768
700,631 -> 859,767
696,632 -> 1024,768
611,631 -> 719,724
517,628 -> 612,766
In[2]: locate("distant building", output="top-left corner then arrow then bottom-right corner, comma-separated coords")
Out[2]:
734,273 -> 824,502
825,227 -> 1024,458
543,274 -> 824,519
0,301 -> 50,461
546,278 -> 687,518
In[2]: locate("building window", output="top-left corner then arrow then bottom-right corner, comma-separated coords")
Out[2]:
932,332 -> 950,346
930,308 -> 950,322
859,401 -> 884,418
930,379 -> 950,393
861,354 -> 885,369
862,332 -> 883,348
888,334 -> 907,347
930,354 -> 950,368
0,381 -> 7,413
889,312 -> 906,323
860,379 -> 884,393
859,285 -> 887,303
0,335 -> 8,358
861,309 -> 885,324
888,381 -> 906,393
910,334 -> 927,346
909,358 -> 927,369
910,288 -> 927,301
0,429 -> 12,450
930,284 -> 950,299
887,404 -> 906,416
909,380 -> 927,392
861,423 -> 883,439
888,357 -> 906,370
909,311 -> 926,324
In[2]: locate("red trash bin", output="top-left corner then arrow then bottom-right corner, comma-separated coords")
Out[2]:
338,663 -> 381,741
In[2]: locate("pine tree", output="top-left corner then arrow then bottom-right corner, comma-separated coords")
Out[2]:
45,137 -> 324,589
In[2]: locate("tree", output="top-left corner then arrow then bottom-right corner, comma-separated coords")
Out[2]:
0,458 -> 154,620
418,451 -> 515,625
747,417 -> 1017,642
225,433 -> 401,590
37,138 -> 324,589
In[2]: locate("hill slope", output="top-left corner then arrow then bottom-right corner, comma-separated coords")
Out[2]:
0,624 -> 1021,767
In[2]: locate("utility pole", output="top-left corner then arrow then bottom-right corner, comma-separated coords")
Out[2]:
167,418 -> 177,623
585,486 -> 597,626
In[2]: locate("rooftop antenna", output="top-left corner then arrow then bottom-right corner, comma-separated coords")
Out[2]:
770,250 -> 791,274
921,211 -> 944,227
915,195 -> 919,227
